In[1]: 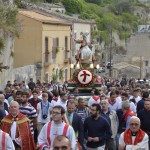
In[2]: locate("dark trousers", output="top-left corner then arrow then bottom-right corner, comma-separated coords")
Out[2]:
34,128 -> 38,144
105,138 -> 116,150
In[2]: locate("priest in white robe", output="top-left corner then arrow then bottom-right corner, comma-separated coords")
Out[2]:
119,116 -> 149,150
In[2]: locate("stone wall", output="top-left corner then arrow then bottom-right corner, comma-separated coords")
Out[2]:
0,34 -> 14,89
13,65 -> 36,84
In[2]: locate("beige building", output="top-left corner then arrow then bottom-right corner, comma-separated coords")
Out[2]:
14,10 -> 72,83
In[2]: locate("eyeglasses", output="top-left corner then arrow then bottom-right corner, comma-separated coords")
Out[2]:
130,123 -> 139,126
52,111 -> 61,115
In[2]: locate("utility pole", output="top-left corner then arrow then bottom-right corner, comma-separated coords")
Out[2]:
140,56 -> 142,79
109,28 -> 113,77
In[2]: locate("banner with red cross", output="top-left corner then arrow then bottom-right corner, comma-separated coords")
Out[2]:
75,69 -> 95,87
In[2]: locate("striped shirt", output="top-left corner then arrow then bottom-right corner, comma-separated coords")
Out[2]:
19,103 -> 37,135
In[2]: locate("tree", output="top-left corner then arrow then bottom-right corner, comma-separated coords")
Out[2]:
0,3 -> 20,70
62,0 -> 83,14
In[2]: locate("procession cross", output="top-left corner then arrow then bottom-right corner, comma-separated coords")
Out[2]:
80,71 -> 90,82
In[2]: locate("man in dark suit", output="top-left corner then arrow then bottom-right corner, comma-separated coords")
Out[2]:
64,100 -> 85,150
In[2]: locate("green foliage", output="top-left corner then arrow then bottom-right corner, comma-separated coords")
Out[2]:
85,0 -> 118,5
0,37 -> 4,54
59,68 -> 64,80
52,73 -> 58,82
0,5 -> 20,37
45,0 -> 61,2
109,0 -> 135,15
62,0 -> 83,14
14,0 -> 25,8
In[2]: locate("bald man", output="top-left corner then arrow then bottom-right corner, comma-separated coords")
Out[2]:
1,101 -> 36,150
119,116 -> 149,150
53,135 -> 72,150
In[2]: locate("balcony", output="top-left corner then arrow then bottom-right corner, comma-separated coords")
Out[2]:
64,50 -> 70,63
44,51 -> 56,66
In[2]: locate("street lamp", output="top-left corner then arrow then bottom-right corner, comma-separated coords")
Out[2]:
90,63 -> 94,69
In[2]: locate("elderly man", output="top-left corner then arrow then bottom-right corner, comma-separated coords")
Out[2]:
119,116 -> 149,150
1,101 -> 36,150
101,99 -> 118,150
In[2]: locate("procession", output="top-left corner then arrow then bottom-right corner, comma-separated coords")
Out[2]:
0,30 -> 150,149
1,0 -> 150,150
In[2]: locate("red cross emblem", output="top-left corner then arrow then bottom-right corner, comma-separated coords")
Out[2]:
80,71 -> 90,82
76,69 -> 94,87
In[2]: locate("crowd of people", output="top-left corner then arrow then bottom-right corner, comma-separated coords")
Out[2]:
0,77 -> 150,150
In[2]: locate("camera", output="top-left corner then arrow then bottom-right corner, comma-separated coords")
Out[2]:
42,114 -> 47,119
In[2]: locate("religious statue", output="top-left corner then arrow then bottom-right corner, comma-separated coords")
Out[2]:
74,32 -> 96,68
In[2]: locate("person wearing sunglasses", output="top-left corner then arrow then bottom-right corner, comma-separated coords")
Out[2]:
119,116 -> 149,150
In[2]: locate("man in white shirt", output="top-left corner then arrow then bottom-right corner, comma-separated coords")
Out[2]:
129,89 -> 141,104
88,89 -> 100,108
38,105 -> 76,150
119,116 -> 149,150
55,92 -> 68,110
37,92 -> 51,132
109,92 -> 121,111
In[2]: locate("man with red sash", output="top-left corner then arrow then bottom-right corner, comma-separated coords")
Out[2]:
118,101 -> 135,134
119,116 -> 149,150
88,89 -> 100,108
0,101 -> 36,150
38,105 -> 76,150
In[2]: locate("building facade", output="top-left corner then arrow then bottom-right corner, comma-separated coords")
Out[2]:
14,10 -> 72,83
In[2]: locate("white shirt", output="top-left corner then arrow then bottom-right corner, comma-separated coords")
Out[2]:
0,130 -> 15,150
37,102 -> 51,123
129,96 -> 141,104
109,101 -> 121,111
55,99 -> 68,110
38,121 -> 76,149
119,131 -> 149,150
10,122 -> 21,146
88,96 -> 100,107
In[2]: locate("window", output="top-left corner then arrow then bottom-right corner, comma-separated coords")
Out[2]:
74,32 -> 77,39
65,36 -> 68,51
56,38 -> 59,47
65,69 -> 68,81
45,37 -> 48,51
145,61 -> 149,66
